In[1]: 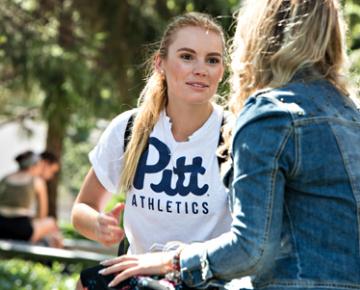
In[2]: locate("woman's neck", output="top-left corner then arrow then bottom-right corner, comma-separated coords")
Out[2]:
166,102 -> 213,142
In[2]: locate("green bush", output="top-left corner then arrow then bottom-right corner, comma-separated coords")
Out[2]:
60,221 -> 89,240
0,259 -> 79,290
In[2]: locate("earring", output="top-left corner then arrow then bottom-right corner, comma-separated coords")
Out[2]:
159,70 -> 165,79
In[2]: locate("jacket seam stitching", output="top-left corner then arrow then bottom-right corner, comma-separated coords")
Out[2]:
284,202 -> 302,277
329,123 -> 360,254
245,124 -> 293,274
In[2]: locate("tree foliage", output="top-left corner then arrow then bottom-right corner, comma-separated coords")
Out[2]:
346,0 -> 360,90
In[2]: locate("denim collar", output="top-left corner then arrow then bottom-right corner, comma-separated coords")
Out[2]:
290,66 -> 323,83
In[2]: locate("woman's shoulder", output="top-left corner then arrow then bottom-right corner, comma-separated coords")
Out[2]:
242,86 -> 305,115
212,103 -> 233,125
212,103 -> 224,116
3,172 -> 33,186
33,176 -> 46,191
108,108 -> 138,129
98,108 -> 138,142
234,89 -> 295,134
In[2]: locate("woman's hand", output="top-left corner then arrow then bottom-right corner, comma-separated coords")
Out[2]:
99,251 -> 175,287
72,169 -> 125,246
95,203 -> 125,247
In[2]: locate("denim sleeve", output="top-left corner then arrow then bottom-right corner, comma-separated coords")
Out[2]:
180,96 -> 296,287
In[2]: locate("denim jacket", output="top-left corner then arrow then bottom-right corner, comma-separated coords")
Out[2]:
179,79 -> 360,290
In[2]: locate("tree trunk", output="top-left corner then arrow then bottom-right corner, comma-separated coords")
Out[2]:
41,0 -> 73,219
45,111 -> 67,218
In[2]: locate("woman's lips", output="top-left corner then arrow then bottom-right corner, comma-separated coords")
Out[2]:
186,81 -> 209,88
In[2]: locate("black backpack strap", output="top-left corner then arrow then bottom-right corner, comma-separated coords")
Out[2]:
123,112 -> 137,151
217,111 -> 231,168
118,239 -> 128,256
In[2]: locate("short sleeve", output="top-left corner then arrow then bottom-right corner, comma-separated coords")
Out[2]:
89,109 -> 136,193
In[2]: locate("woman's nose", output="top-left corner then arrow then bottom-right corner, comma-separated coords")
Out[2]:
193,61 -> 208,77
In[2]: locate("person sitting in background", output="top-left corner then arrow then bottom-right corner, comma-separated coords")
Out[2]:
0,150 -> 62,247
38,150 -> 63,247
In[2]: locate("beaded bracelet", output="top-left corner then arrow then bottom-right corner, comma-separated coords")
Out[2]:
165,247 -> 183,284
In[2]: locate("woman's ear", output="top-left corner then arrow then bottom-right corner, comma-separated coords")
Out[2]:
154,54 -> 164,75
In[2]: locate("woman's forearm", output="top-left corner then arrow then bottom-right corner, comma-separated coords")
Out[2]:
71,202 -> 101,242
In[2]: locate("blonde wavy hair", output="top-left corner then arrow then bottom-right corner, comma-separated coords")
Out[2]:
229,0 -> 349,114
120,12 -> 226,192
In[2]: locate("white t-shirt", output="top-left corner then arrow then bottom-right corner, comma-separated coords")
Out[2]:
89,104 -> 232,254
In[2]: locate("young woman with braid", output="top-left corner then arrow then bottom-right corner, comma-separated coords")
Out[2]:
71,12 -> 233,290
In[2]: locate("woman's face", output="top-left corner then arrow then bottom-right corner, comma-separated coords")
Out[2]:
157,26 -> 224,108
41,162 -> 60,181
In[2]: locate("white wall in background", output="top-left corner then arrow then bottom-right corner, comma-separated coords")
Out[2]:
0,120 -> 47,178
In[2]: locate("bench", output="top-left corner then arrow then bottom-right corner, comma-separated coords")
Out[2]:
0,239 -> 114,266
63,238 -> 118,255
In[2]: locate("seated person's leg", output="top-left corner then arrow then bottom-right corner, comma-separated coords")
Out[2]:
31,217 -> 63,247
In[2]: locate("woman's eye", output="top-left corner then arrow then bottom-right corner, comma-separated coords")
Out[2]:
180,53 -> 193,61
207,57 -> 221,64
